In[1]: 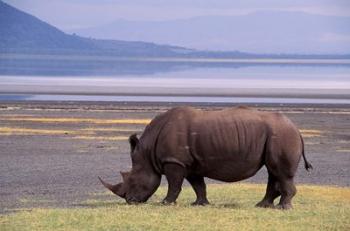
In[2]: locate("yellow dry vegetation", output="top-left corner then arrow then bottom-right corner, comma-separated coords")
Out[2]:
71,136 -> 129,141
299,129 -> 323,138
0,117 -> 151,124
0,126 -> 137,141
0,127 -> 83,135
336,149 -> 350,153
81,127 -> 142,132
0,114 -> 34,117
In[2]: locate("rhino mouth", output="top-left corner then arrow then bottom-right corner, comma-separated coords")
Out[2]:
126,196 -> 148,204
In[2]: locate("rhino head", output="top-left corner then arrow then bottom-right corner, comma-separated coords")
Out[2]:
99,134 -> 161,204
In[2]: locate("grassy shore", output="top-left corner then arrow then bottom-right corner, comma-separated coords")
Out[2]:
1,103 -> 349,230
1,184 -> 349,231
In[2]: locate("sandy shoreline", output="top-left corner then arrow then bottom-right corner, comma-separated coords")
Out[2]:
0,102 -> 349,213
1,87 -> 350,100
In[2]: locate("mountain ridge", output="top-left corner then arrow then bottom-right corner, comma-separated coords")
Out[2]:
69,10 -> 350,54
0,1 -> 192,57
1,1 -> 349,58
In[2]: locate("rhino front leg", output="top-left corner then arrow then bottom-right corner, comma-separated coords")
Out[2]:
162,163 -> 185,204
187,175 -> 209,206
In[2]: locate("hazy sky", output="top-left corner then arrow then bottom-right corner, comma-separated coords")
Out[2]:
4,0 -> 350,30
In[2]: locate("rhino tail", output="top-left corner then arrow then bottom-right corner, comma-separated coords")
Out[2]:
300,134 -> 313,171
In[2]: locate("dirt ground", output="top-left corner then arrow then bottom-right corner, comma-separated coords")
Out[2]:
0,102 -> 349,213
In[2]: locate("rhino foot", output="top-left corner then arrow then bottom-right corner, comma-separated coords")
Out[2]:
161,199 -> 177,205
275,203 -> 293,210
191,199 -> 209,206
255,201 -> 275,209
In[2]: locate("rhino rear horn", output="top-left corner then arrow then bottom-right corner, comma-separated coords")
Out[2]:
120,171 -> 130,182
98,176 -> 125,198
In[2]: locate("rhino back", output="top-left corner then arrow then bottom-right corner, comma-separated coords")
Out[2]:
155,107 -> 270,181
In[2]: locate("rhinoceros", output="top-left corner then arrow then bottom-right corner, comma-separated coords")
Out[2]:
99,106 -> 312,209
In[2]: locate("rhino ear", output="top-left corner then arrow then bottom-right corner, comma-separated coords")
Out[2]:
129,134 -> 139,152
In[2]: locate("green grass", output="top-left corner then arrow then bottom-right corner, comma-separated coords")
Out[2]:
1,184 -> 349,231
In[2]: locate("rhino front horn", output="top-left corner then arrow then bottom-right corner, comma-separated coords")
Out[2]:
98,176 -> 125,198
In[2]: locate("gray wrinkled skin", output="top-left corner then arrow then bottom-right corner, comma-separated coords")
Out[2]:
99,106 -> 312,209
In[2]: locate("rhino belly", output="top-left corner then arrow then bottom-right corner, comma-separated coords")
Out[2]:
191,128 -> 266,182
201,156 -> 264,182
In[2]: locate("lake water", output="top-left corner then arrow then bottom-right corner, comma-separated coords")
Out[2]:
0,58 -> 349,104
1,94 -> 349,105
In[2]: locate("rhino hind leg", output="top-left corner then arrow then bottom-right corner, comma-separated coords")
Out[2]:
256,173 -> 281,208
187,175 -> 209,206
162,163 -> 186,204
262,135 -> 299,209
275,178 -> 296,210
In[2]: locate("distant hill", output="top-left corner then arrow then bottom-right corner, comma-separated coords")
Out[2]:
70,11 -> 350,54
0,1 -> 349,59
0,1 -> 192,56
0,1 -> 96,51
